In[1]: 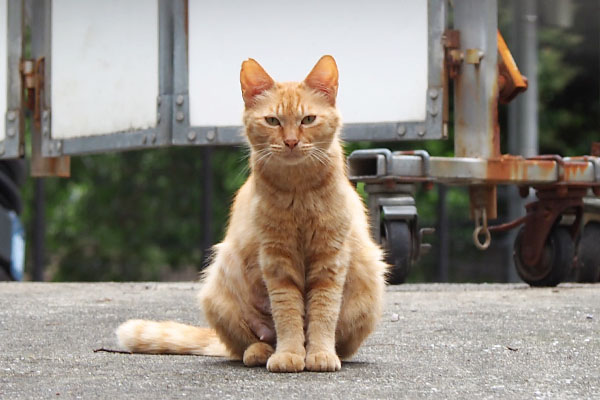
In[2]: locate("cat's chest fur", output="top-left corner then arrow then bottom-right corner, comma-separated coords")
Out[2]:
252,169 -> 351,252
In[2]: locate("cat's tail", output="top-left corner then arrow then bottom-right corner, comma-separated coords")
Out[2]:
116,319 -> 229,357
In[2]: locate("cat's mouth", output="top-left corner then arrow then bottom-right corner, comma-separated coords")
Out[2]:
278,148 -> 306,164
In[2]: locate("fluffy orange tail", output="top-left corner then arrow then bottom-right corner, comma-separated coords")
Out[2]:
116,320 -> 229,357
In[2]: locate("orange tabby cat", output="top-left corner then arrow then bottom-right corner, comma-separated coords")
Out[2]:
117,55 -> 388,372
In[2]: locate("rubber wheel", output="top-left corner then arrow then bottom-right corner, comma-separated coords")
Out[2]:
575,222 -> 600,283
382,220 -> 412,285
0,172 -> 22,214
513,226 -> 574,287
0,159 -> 26,187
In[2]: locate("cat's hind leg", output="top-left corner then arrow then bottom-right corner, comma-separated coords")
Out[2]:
335,258 -> 387,360
200,245 -> 273,366
243,342 -> 274,367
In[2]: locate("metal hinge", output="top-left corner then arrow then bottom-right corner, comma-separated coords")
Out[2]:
442,29 -> 462,80
20,57 -> 45,129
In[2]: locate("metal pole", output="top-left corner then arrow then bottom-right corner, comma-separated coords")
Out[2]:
453,0 -> 499,159
505,0 -> 538,282
32,178 -> 45,281
29,0 -> 47,281
201,147 -> 214,267
454,0 -> 499,249
436,184 -> 449,282
516,0 -> 539,158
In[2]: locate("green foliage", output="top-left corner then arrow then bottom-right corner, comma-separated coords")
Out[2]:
22,147 -> 247,281
538,28 -> 588,155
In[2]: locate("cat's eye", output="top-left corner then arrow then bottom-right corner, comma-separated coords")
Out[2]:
265,117 -> 281,126
301,115 -> 316,125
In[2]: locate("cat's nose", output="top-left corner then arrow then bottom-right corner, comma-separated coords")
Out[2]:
284,138 -> 298,150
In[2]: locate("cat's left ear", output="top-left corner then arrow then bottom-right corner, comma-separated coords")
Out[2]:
304,55 -> 339,106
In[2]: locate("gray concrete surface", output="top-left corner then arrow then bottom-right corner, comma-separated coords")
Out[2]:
1,282 -> 599,399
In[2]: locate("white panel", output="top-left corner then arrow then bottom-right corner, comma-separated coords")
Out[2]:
188,0 -> 428,127
51,0 -> 159,139
0,0 -> 7,142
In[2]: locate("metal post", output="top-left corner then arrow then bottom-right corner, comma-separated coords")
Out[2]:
453,0 -> 499,159
436,184 -> 449,282
515,0 -> 539,158
200,147 -> 214,267
29,0 -> 70,177
28,0 -> 46,281
32,178 -> 45,281
505,0 -> 538,282
454,0 -> 499,249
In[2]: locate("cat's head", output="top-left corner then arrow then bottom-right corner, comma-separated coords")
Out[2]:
240,56 -> 341,166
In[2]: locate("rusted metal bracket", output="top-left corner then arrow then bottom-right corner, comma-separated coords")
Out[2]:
443,29 -> 462,80
445,29 -> 528,104
21,57 -> 70,177
497,31 -> 528,104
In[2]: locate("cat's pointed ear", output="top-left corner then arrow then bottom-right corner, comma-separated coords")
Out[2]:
240,58 -> 275,108
304,55 -> 339,106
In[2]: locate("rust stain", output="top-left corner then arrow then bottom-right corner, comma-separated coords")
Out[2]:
533,160 -> 558,180
457,155 -> 595,186
485,155 -> 522,182
563,161 -> 591,182
484,155 -> 559,183
469,185 -> 497,220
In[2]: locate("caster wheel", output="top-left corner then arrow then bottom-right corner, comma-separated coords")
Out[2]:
513,226 -> 574,287
382,220 -> 412,284
575,222 -> 600,283
0,172 -> 22,214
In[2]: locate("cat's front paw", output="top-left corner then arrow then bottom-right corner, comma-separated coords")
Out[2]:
305,351 -> 341,372
266,351 -> 305,373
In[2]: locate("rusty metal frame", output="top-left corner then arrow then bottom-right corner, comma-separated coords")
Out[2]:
38,0 -> 174,157
171,0 -> 448,146
348,150 -> 600,187
0,0 -> 25,159
348,148 -> 600,252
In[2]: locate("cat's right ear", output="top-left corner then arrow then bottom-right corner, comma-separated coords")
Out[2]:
240,59 -> 275,108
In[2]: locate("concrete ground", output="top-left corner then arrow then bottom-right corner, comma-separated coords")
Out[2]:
1,282 -> 599,399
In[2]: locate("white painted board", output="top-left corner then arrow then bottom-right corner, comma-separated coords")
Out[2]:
0,0 -> 7,142
51,0 -> 159,140
188,0 -> 428,127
